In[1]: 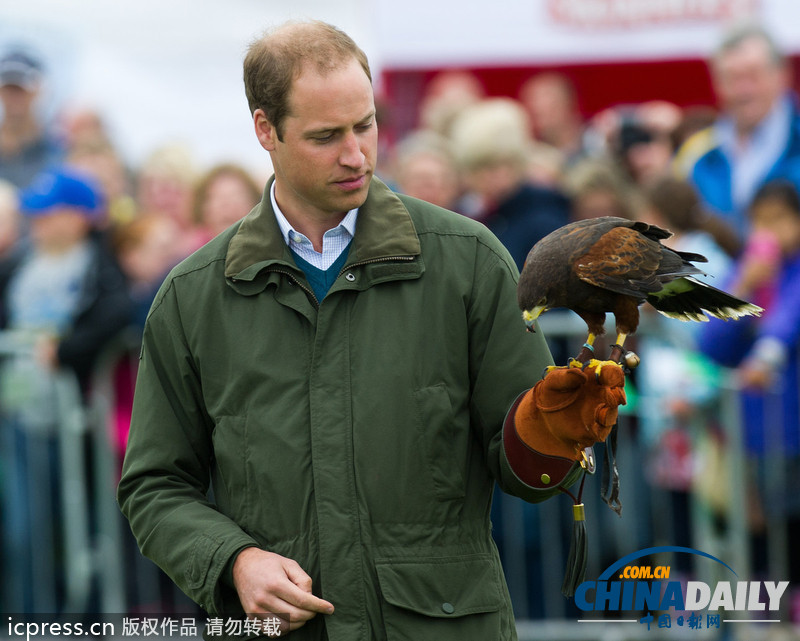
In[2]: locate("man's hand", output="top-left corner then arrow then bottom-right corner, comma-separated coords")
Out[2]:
232,548 -> 334,633
514,360 -> 627,461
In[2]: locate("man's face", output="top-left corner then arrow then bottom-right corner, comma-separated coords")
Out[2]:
0,83 -> 38,119
712,37 -> 788,134
255,58 -> 377,223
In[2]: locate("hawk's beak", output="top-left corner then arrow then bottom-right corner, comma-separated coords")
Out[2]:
522,305 -> 546,333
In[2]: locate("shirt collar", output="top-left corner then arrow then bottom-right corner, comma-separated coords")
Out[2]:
224,175 -> 421,282
270,180 -> 358,247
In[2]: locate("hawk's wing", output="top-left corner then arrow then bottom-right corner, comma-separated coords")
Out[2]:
573,226 -> 664,300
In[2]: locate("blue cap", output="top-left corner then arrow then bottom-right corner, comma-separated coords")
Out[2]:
20,168 -> 104,218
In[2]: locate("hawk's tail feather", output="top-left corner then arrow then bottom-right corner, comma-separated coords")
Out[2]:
647,277 -> 764,322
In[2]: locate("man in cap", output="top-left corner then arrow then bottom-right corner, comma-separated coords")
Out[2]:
0,48 -> 64,189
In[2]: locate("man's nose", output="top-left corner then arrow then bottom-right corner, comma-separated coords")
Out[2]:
339,132 -> 365,167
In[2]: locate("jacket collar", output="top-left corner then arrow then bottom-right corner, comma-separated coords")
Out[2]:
224,175 -> 420,281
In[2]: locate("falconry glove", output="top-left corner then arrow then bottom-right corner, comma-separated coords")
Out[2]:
514,360 -> 626,461
511,360 -> 627,598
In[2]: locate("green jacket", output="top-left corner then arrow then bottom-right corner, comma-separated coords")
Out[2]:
118,177 -> 579,640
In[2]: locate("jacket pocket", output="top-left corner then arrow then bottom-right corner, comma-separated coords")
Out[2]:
375,553 -> 504,641
185,534 -> 223,591
413,385 -> 465,500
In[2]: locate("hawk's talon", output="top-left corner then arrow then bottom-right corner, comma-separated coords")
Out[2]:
582,358 -> 606,371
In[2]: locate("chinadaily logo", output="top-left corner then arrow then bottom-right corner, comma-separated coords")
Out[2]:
575,546 -> 789,632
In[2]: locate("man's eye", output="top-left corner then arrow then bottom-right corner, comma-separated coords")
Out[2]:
313,134 -> 334,143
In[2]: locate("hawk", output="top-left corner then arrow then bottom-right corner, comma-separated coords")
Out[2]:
518,216 -> 763,359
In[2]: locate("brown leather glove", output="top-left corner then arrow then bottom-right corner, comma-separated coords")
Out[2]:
514,361 -> 627,461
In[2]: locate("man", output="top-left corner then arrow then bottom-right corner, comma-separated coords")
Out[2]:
0,48 -> 64,189
118,20 -> 624,640
677,22 -> 800,240
518,72 -> 591,167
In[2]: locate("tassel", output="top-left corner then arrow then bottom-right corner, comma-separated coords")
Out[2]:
561,502 -> 588,597
601,423 -> 622,516
559,472 -> 589,597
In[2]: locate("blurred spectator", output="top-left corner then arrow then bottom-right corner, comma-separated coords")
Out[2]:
68,138 -> 136,227
417,70 -> 485,138
112,213 -> 181,329
0,47 -> 64,189
1,166 -> 132,387
677,22 -> 800,240
450,97 -> 570,269
391,129 -> 462,210
192,162 -> 263,245
643,174 -> 741,261
697,179 -> 800,600
0,166 -> 131,613
518,72 -> 590,165
526,140 -> 567,190
563,157 -> 642,221
633,175 -> 737,564
698,179 -> 800,449
672,105 -> 718,150
57,105 -> 110,150
614,101 -> 683,187
136,143 -> 204,257
110,213 -> 182,460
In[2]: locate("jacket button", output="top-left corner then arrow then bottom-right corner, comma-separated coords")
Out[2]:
345,272 -> 356,282
441,602 -> 455,614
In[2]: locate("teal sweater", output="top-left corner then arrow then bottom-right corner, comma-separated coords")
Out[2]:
290,243 -> 352,302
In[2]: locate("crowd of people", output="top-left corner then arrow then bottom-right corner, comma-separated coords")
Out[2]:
0,16 -> 799,624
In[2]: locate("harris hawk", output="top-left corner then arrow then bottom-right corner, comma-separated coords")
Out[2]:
518,216 -> 763,361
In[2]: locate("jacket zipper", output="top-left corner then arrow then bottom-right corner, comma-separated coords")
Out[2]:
337,255 -> 416,276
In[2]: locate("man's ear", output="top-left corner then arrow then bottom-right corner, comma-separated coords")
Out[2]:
254,109 -> 278,151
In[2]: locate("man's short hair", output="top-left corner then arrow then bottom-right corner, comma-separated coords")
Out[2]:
243,20 -> 372,141
711,21 -> 785,68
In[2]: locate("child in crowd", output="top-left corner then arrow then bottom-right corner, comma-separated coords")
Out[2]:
0,166 -> 131,613
698,179 -> 800,615
113,213 -> 181,329
634,177 -> 734,540
700,179 -> 800,423
1,166 -> 132,388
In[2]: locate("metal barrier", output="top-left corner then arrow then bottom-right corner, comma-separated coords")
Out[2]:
0,318 -> 797,639
0,329 -> 193,617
